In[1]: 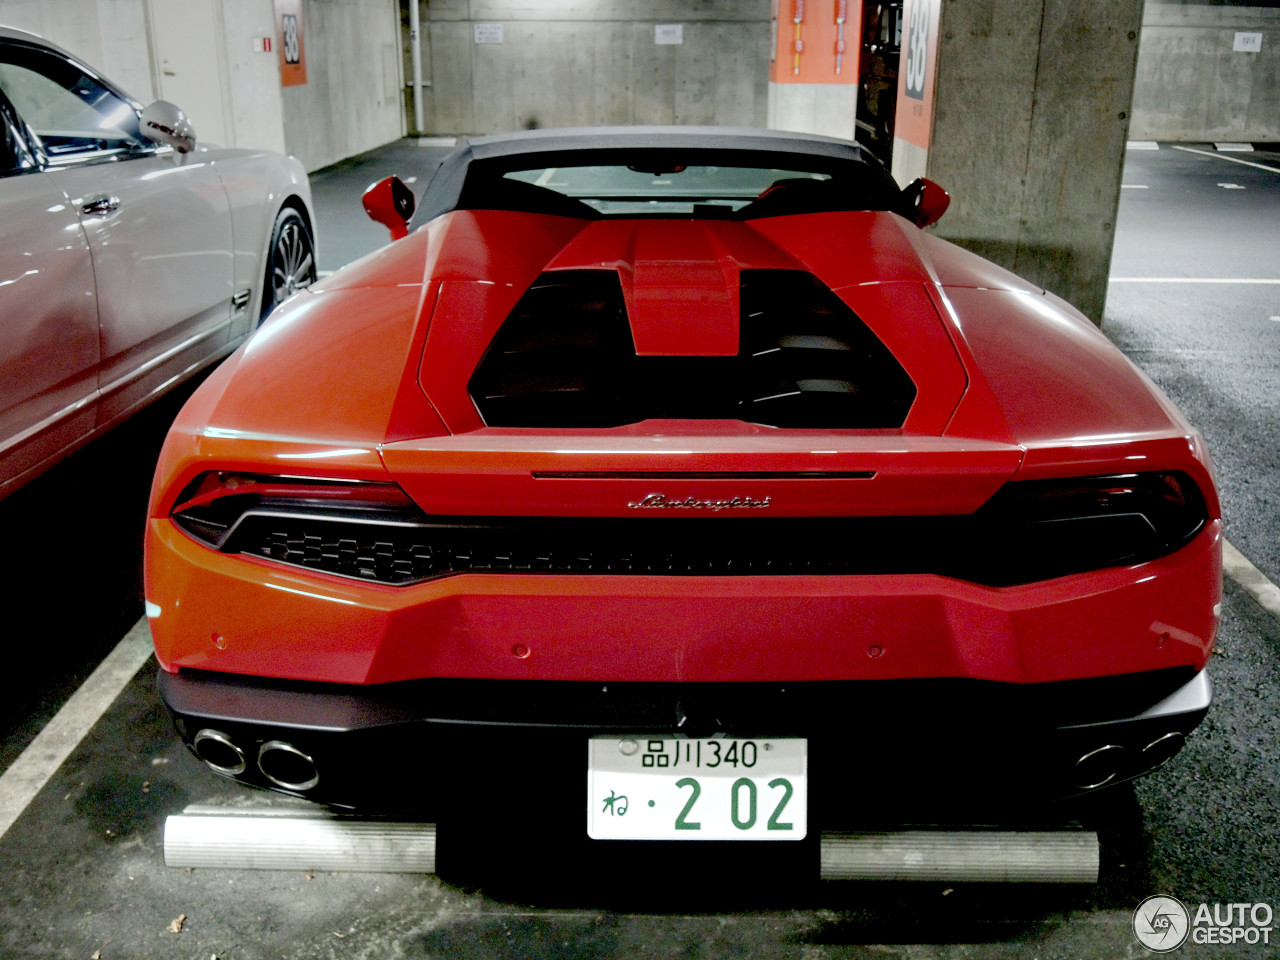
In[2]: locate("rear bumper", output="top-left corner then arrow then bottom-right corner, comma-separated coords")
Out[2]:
159,665 -> 1212,818
146,518 -> 1223,686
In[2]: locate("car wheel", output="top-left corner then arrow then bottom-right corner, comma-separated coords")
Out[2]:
261,207 -> 316,322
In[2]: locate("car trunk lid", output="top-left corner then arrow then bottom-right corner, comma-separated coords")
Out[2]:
380,428 -> 1022,517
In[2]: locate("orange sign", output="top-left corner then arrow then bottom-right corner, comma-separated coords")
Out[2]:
769,0 -> 859,85
275,0 -> 307,87
894,0 -> 940,150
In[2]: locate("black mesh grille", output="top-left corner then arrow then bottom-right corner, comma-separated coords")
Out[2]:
208,509 -> 1192,591
256,522 -> 420,584
172,474 -> 1208,588
468,269 -> 916,428
224,512 -> 973,585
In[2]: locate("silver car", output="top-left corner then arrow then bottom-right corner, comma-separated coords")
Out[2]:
0,25 -> 315,496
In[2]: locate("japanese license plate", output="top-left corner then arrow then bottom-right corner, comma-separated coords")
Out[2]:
587,736 -> 807,840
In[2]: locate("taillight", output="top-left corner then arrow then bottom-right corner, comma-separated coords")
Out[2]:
971,471 -> 1209,585
170,472 -> 421,549
165,470 -> 1211,587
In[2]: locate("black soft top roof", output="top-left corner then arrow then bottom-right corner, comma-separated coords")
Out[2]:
413,125 -> 900,225
462,125 -> 878,161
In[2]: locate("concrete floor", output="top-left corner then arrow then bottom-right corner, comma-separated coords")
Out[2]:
1,139 -> 1278,959
1106,144 -> 1280,590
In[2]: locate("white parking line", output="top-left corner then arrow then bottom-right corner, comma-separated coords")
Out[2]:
1110,277 -> 1280,284
4,538 -> 1280,843
0,618 -> 153,842
1171,145 -> 1280,174
1224,542 -> 1280,622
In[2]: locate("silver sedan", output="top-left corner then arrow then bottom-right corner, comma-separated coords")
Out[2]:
0,25 -> 316,496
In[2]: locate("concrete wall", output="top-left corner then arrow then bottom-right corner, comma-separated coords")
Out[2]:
223,0 -> 288,155
281,0 -> 404,170
921,0 -> 1145,322
0,0 -> 156,101
418,0 -> 769,135
766,84 -> 858,141
1131,3 -> 1280,142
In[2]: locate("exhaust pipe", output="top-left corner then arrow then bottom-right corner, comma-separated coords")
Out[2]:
1073,743 -> 1127,790
192,728 -> 246,776
1141,731 -> 1185,771
257,740 -> 319,792
820,830 -> 1099,883
164,805 -> 437,872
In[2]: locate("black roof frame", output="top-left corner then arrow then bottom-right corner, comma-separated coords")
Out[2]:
413,125 -> 902,225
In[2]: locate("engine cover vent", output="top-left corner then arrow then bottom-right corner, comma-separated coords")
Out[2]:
468,269 -> 915,428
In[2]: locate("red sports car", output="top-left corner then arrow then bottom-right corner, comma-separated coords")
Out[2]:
145,128 -> 1219,848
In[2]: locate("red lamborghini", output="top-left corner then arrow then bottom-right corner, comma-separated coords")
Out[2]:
145,128 -> 1219,843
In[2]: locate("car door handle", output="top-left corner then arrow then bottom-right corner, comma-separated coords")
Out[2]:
81,194 -> 121,216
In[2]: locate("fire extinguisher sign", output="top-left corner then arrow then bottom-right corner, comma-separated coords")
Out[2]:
903,0 -> 929,101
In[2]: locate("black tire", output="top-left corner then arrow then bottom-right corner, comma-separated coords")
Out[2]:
260,206 -> 316,323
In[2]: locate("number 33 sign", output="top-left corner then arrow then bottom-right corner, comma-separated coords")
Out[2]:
274,0 -> 307,86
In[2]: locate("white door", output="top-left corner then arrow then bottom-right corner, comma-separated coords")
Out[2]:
47,154 -> 235,424
148,0 -> 232,148
0,96 -> 99,491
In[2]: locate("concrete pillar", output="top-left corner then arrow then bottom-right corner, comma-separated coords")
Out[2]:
766,0 -> 860,139
892,0 -> 1145,323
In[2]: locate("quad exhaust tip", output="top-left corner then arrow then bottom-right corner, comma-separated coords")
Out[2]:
163,807 -> 1098,883
190,730 -> 319,793
1072,730 -> 1189,791
1073,743 -> 1127,790
1142,731 -> 1185,770
257,740 -> 320,792
192,728 -> 246,776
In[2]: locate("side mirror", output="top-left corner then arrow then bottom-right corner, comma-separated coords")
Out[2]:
363,176 -> 415,241
140,100 -> 196,158
900,177 -> 951,228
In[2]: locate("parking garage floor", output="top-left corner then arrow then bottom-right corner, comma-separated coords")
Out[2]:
1,140 -> 1278,960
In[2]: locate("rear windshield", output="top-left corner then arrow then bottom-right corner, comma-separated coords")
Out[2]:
503,164 -> 831,217
454,149 -> 902,220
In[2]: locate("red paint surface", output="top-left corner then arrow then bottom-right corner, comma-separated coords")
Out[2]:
147,519 -> 1221,685
145,203 -> 1222,691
